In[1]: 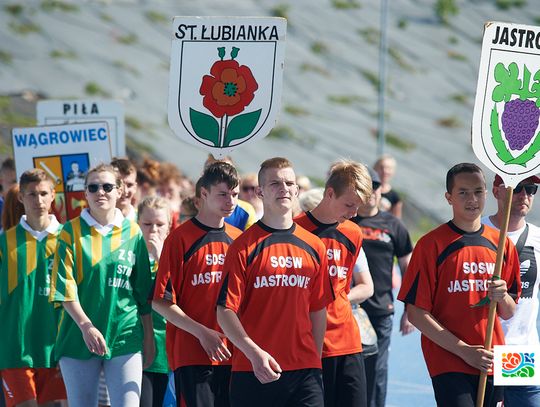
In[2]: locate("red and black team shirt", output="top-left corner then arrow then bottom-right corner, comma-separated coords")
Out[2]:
153,217 -> 242,370
398,222 -> 521,377
217,221 -> 334,372
295,212 -> 363,358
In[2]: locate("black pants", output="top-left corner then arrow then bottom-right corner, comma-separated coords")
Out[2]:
431,372 -> 503,407
175,365 -> 231,407
364,314 -> 393,407
322,353 -> 367,407
140,371 -> 169,407
230,368 -> 323,407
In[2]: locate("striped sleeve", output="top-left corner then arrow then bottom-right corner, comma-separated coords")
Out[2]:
50,226 -> 79,303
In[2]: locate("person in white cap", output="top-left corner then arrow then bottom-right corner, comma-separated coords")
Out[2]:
483,173 -> 540,407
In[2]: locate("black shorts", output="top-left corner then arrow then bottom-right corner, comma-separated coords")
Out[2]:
322,353 -> 367,407
174,365 -> 231,407
431,372 -> 503,407
140,371 -> 169,407
229,368 -> 323,407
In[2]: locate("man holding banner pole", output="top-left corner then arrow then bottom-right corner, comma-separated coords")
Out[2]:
398,163 -> 521,407
483,174 -> 540,406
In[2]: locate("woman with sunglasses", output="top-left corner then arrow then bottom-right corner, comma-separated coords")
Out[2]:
50,163 -> 155,407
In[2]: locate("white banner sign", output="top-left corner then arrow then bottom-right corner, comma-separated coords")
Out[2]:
168,16 -> 287,156
472,22 -> 540,188
12,122 -> 112,222
37,99 -> 125,157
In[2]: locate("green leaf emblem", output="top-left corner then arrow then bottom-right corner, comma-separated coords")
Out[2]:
223,109 -> 262,147
190,108 -> 219,147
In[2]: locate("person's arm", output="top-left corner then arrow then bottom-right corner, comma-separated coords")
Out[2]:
406,304 -> 493,372
309,308 -> 327,356
141,313 -> 156,369
348,264 -> 374,304
63,301 -> 108,356
217,306 -> 281,383
397,253 -> 415,335
152,298 -> 231,362
488,279 -> 515,320
390,201 -> 403,219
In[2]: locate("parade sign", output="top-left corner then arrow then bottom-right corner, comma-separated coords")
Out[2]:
472,22 -> 540,187
494,345 -> 540,386
167,16 -> 287,156
37,99 -> 125,157
12,122 -> 112,222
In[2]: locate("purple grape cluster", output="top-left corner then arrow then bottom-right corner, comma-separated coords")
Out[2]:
501,99 -> 540,151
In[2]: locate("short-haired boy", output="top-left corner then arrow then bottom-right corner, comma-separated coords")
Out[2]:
398,163 -> 521,407
217,157 -> 333,407
153,161 -> 242,406
0,169 -> 66,407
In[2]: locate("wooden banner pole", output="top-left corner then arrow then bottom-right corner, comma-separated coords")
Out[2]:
476,186 -> 513,407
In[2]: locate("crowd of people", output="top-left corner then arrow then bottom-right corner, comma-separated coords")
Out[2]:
0,152 -> 537,407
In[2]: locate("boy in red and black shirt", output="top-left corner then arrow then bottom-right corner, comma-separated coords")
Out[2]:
217,157 -> 333,407
295,160 -> 372,407
153,162 -> 242,406
398,163 -> 521,407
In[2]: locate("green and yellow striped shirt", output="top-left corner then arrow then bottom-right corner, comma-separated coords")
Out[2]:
0,223 -> 61,369
50,215 -> 152,360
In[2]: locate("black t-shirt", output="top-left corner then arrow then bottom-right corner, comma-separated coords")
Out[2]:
351,211 -> 413,316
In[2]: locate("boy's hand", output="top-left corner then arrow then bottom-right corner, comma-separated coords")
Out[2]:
249,348 -> 282,384
198,327 -> 232,362
459,344 -> 493,373
487,279 -> 508,303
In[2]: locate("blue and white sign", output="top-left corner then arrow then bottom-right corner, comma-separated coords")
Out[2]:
37,99 -> 125,157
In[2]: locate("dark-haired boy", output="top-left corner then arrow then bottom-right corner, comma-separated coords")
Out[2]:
153,161 -> 242,406
295,160 -> 372,407
111,157 -> 138,220
217,157 -> 333,407
0,169 -> 67,407
398,163 -> 521,407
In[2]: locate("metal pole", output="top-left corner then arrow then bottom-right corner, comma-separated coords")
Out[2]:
377,0 -> 389,157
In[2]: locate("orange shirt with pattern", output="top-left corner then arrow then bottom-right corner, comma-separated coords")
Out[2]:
295,212 -> 363,358
398,222 -> 521,377
218,221 -> 334,372
153,217 -> 242,370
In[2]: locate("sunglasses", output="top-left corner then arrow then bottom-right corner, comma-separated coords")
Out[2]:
86,183 -> 116,193
514,184 -> 538,195
242,185 -> 256,192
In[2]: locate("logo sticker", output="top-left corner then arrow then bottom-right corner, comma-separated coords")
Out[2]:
494,345 -> 540,385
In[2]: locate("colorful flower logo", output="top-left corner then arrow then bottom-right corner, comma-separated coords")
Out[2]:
189,47 -> 261,148
490,63 -> 540,166
502,352 -> 535,378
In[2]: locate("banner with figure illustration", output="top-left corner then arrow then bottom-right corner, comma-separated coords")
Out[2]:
472,22 -> 540,187
11,122 -> 112,223
167,16 -> 287,156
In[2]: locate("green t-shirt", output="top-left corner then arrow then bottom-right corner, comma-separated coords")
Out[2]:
0,224 -> 61,369
50,215 -> 152,360
145,258 -> 168,374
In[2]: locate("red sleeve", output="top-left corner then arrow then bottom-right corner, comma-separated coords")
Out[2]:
153,232 -> 182,304
503,237 -> 522,302
397,235 -> 437,313
309,245 -> 333,311
221,243 -> 247,313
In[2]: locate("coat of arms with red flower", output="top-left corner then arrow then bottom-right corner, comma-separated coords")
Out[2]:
189,47 -> 261,148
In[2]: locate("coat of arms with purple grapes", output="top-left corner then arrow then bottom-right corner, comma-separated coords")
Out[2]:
491,62 -> 540,166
